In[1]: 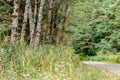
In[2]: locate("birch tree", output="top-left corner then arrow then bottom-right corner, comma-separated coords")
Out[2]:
11,0 -> 20,43
10,0 -> 70,46
46,0 -> 54,43
29,0 -> 35,46
20,0 -> 29,43
33,0 -> 45,46
34,0 -> 38,25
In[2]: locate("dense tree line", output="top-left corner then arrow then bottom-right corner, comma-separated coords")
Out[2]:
2,0 -> 120,56
69,0 -> 120,55
0,0 -> 70,47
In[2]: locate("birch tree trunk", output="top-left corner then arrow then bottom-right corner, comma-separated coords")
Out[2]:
34,0 -> 38,25
20,0 -> 29,43
11,0 -> 20,43
34,0 -> 45,46
47,0 -> 53,43
29,1 -> 35,46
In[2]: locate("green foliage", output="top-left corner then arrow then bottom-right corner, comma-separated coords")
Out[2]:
0,25 -> 11,42
0,5 -> 12,23
0,2 -> 12,42
68,0 -> 120,56
84,54 -> 120,63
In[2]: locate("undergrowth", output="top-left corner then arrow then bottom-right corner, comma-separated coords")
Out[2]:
0,42 -> 78,80
0,41 -> 120,80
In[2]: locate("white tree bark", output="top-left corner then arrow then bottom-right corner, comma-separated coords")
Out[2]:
34,0 -> 45,46
20,0 -> 29,43
47,0 -> 53,43
11,0 -> 20,43
29,1 -> 35,46
34,0 -> 38,24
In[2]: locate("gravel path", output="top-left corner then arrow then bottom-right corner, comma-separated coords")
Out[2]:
83,61 -> 120,76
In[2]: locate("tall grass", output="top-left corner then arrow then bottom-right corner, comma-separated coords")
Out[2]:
0,43 -> 78,80
0,41 -> 120,80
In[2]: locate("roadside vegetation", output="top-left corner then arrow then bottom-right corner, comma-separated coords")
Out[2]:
0,43 -> 120,80
83,54 -> 120,63
75,64 -> 120,80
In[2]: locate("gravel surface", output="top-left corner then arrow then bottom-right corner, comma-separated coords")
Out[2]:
83,61 -> 120,76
